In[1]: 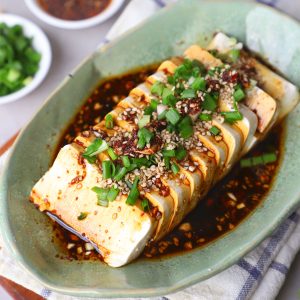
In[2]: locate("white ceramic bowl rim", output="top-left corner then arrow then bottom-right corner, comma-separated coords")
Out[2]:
24,0 -> 125,29
0,14 -> 52,104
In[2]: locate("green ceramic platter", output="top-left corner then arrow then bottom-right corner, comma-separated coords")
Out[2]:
1,0 -> 300,297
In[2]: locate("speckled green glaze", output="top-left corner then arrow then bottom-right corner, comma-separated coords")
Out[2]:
1,0 -> 300,298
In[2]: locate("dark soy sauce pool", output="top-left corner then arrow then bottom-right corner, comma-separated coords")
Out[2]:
52,65 -> 284,261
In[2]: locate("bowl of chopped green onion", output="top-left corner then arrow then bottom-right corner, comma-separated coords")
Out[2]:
0,14 -> 51,104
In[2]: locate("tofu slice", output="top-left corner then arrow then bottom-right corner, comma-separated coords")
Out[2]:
30,144 -> 157,267
208,32 -> 300,121
108,107 -> 138,131
211,119 -> 243,171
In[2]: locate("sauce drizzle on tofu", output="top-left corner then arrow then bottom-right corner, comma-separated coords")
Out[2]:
52,65 -> 283,261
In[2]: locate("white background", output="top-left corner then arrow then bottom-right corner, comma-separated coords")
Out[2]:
0,0 -> 299,299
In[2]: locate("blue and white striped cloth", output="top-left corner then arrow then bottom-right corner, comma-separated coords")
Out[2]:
1,1 -> 300,299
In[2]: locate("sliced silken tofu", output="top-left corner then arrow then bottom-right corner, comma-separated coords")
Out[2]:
188,150 -> 217,195
211,119 -> 243,171
196,134 -> 228,178
208,32 -> 300,121
118,95 -> 148,110
30,144 -> 157,267
161,176 -> 191,232
178,166 -> 203,214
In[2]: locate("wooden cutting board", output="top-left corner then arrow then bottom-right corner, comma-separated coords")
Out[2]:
0,134 -> 42,300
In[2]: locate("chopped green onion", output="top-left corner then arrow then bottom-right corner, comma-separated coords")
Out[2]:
191,77 -> 206,91
158,110 -> 167,120
202,94 -> 217,111
125,180 -> 133,189
162,87 -> 173,99
162,94 -> 177,107
181,88 -> 196,99
167,123 -> 176,132
138,115 -> 151,128
210,126 -> 220,136
107,147 -> 118,160
92,186 -> 109,207
199,113 -> 212,121
107,187 -> 120,202
105,114 -> 114,129
167,75 -> 176,85
144,106 -> 153,115
151,81 -> 165,96
138,127 -> 154,144
102,160 -> 112,179
114,167 -> 128,181
83,138 -> 108,163
171,163 -> 180,175
131,157 -> 151,167
137,135 -> 146,149
263,153 -> 277,163
175,146 -> 187,161
141,199 -> 150,212
150,99 -> 158,109
77,212 -> 88,220
240,152 -> 277,168
121,156 -> 131,168
228,49 -> 240,63
164,157 -> 171,169
162,149 -> 176,157
180,125 -> 194,139
126,177 -> 140,205
166,108 -> 181,125
221,111 -> 243,123
233,88 -> 245,102
178,115 -> 193,129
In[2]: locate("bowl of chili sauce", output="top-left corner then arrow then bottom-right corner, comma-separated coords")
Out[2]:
25,0 -> 125,29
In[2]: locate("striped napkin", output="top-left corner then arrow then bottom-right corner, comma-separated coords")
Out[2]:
1,1 -> 300,299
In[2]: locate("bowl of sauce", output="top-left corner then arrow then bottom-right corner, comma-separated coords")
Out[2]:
25,0 -> 125,29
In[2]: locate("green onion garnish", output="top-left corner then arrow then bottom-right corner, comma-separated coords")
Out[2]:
92,186 -> 109,206
175,146 -> 187,161
162,149 -> 176,157
202,94 -> 217,111
144,106 -> 153,115
138,115 -> 151,128
150,99 -> 158,109
126,177 -> 140,206
102,160 -> 112,179
167,75 -> 176,85
240,152 -> 277,168
105,114 -> 114,129
107,187 -> 120,202
181,88 -> 196,99
107,147 -> 118,160
137,135 -> 146,149
164,157 -> 171,169
228,49 -> 240,63
114,167 -> 128,181
166,108 -> 181,125
151,81 -> 165,96
233,88 -> 245,102
162,94 -> 177,107
180,125 -> 194,139
77,212 -> 88,220
171,163 -> 180,175
131,157 -> 151,167
158,110 -> 167,120
83,138 -> 108,163
138,127 -> 154,144
191,77 -> 206,91
162,87 -> 173,99
141,199 -> 150,212
210,126 -> 220,136
121,156 -> 131,168
221,111 -> 243,123
199,113 -> 212,121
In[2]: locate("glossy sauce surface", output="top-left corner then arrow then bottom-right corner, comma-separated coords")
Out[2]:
37,0 -> 111,21
53,66 -> 284,261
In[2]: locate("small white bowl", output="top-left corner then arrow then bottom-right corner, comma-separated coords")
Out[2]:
0,14 -> 52,105
25,0 -> 125,30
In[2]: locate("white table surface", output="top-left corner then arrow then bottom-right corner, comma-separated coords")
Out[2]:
0,0 -> 299,299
